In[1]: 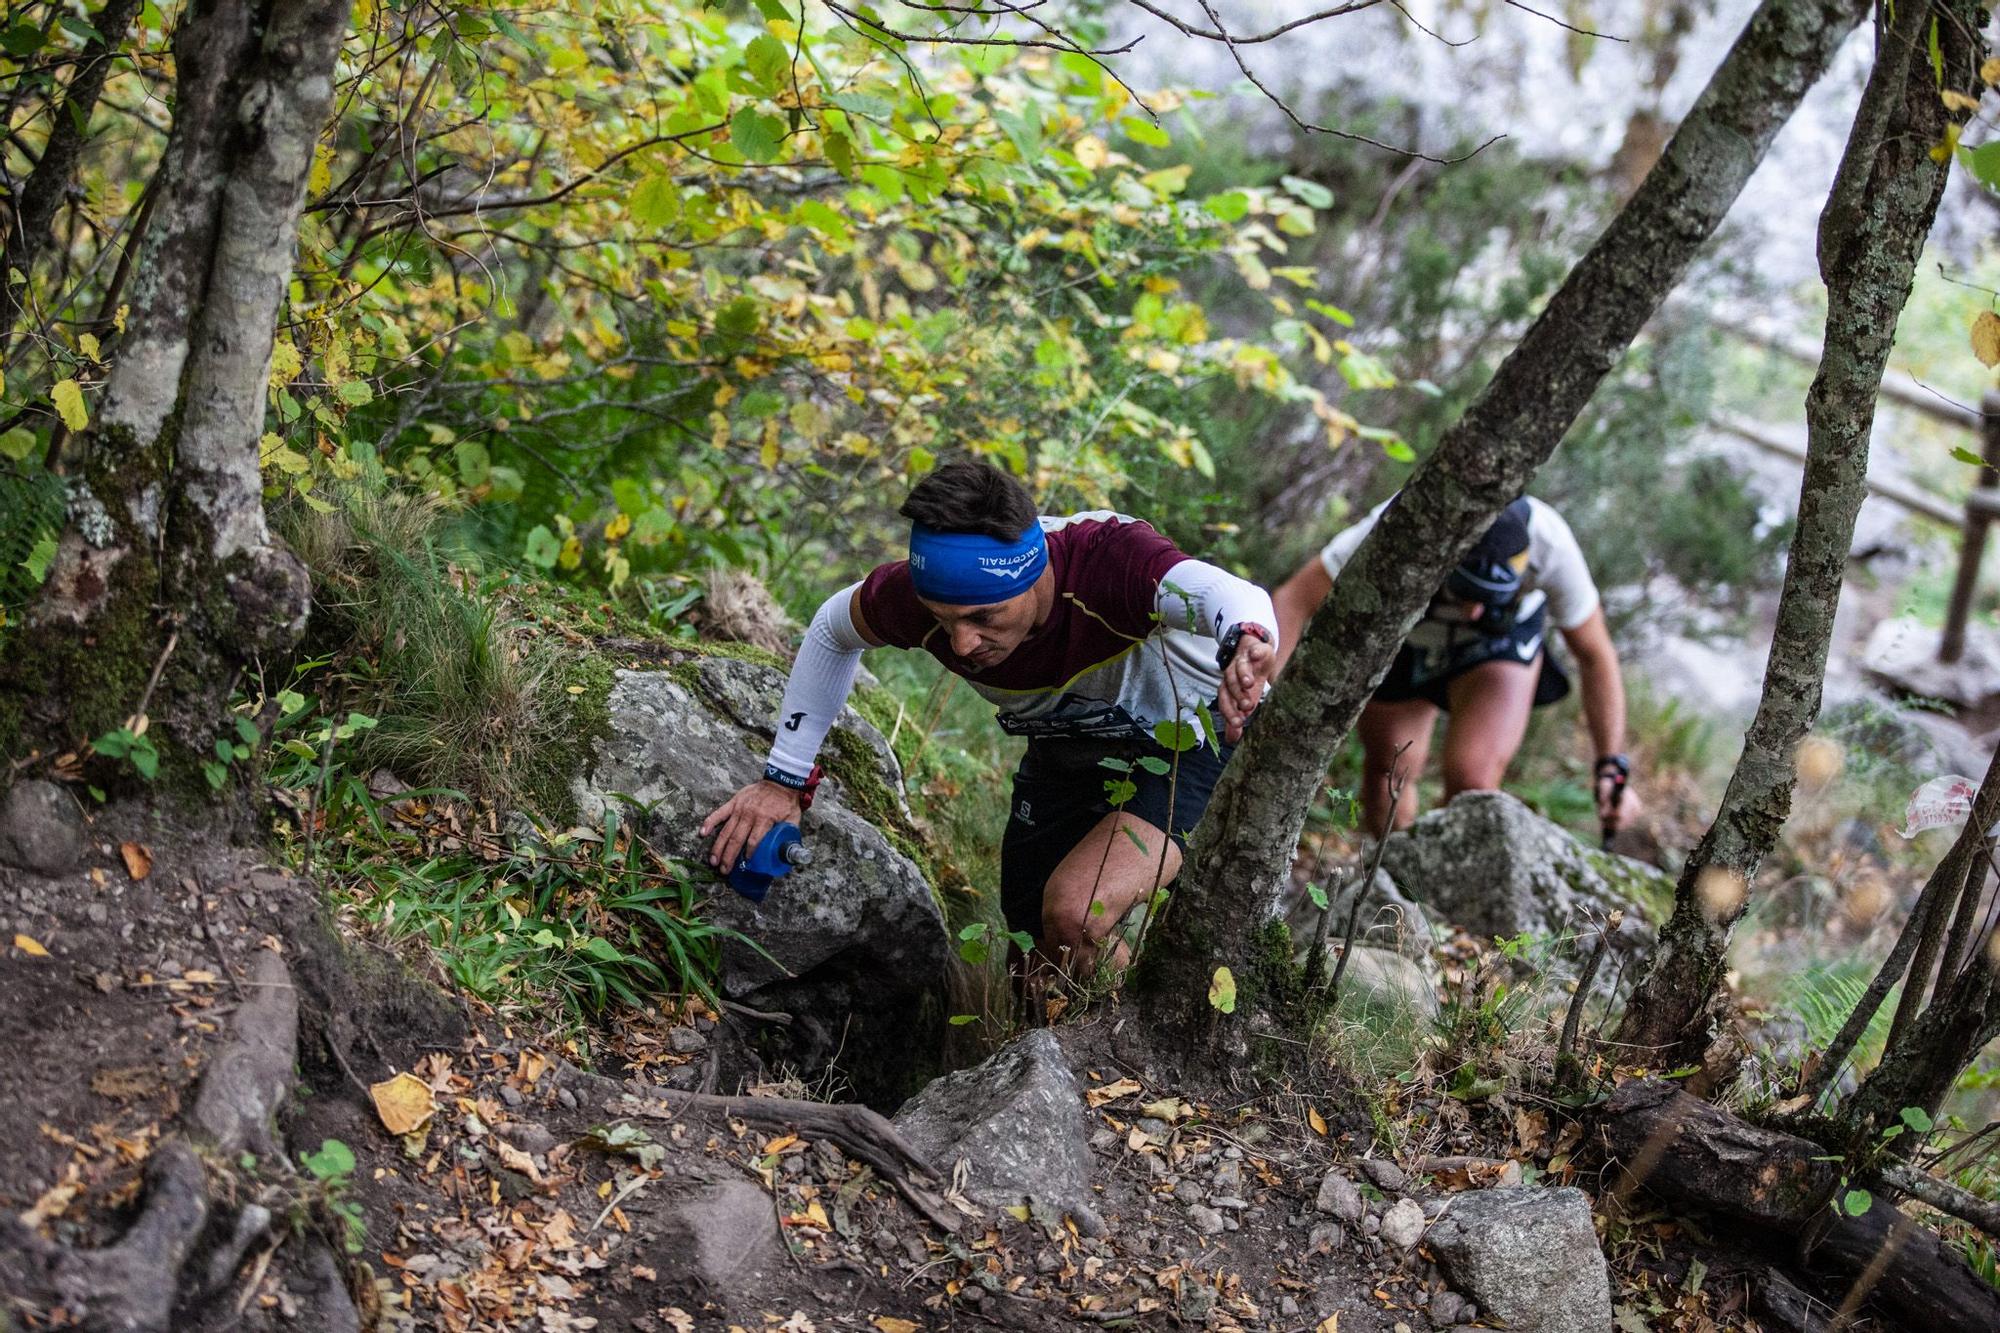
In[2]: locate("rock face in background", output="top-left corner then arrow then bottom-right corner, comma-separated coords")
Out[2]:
1285,866 -> 1436,961
893,1030 -> 1102,1234
576,656 -> 951,1105
1378,792 -> 1665,992
1426,1186 -> 1612,1333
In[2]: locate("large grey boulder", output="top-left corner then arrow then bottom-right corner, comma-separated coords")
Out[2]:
1305,945 -> 1439,1020
1379,792 -> 1663,987
1286,867 -> 1436,962
893,1031 -> 1102,1233
576,657 -> 950,1103
0,780 -> 85,874
1426,1186 -> 1612,1333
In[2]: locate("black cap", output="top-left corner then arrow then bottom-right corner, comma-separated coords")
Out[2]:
1442,498 -> 1531,607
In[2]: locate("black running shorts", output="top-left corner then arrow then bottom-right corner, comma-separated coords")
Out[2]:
998,733 -> 1233,938
1373,602 -> 1571,712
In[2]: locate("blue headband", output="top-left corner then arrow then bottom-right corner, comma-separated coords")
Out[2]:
908,520 -> 1048,605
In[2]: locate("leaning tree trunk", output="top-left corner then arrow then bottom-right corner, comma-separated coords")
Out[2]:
1133,0 -> 1868,1067
1616,0 -> 1980,1067
0,0 -> 349,771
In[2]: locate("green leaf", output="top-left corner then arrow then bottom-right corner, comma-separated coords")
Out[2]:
453,439 -> 490,487
1122,827 -> 1149,855
302,1139 -> 356,1181
630,175 -> 681,228
1308,882 -> 1329,910
1961,139 -> 2000,191
1204,190 -> 1250,223
744,34 -> 792,93
1380,437 -> 1416,463
202,761 -> 227,789
0,426 -> 36,460
1103,778 -> 1137,805
948,1014 -> 979,1025
1842,1188 -> 1873,1217
1006,930 -> 1034,953
1152,719 -> 1198,753
1098,756 -> 1133,773
1135,756 -> 1171,775
0,23 -> 45,57
730,106 -> 785,163
1951,445 -> 1986,467
334,379 -> 373,406
234,717 -> 260,745
957,922 -> 988,941
1928,17 -> 1943,86
21,532 -> 56,582
1280,174 -> 1334,209
1194,701 -> 1221,753
1120,116 -> 1170,148
1208,966 -> 1237,1014
524,525 -> 561,569
1899,1106 -> 1935,1134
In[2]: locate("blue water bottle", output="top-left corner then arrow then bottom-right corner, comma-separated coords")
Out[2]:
728,822 -> 812,902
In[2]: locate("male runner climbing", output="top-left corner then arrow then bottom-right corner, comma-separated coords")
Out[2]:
1271,494 -> 1640,839
701,458 -> 1279,979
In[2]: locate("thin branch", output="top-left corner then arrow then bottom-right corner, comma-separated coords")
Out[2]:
1502,0 -> 1629,42
1883,1162 -> 2000,1238
1191,0 -> 1501,163
1121,0 -> 1382,45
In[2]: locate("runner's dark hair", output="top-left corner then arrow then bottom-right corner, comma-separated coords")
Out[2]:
900,457 -> 1038,541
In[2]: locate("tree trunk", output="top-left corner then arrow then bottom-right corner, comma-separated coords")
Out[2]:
0,0 -> 348,770
1133,0 -> 1868,1067
1603,1079 -> 2000,1330
0,0 -> 147,359
1617,0 -> 1981,1066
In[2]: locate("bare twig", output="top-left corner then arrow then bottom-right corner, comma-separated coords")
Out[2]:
1558,911 -> 1620,1081
1318,744 -> 1410,1008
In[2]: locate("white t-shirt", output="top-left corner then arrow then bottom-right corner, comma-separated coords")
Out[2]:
1318,496 -> 1600,632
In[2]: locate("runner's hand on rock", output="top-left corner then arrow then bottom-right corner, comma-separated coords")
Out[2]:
701,780 -> 804,872
1219,633 -> 1277,744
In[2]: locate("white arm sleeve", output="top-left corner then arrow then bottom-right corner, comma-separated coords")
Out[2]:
764,583 -> 869,781
1155,558 -> 1280,652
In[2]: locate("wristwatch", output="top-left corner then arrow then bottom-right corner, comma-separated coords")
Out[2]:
762,762 -> 824,812
1215,621 -> 1273,671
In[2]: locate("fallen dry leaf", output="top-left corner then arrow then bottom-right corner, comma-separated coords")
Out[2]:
119,841 -> 151,880
1316,1315 -> 1340,1333
659,1308 -> 694,1333
1084,1077 -> 1142,1108
872,1319 -> 921,1333
1308,1106 -> 1329,1136
370,1072 -> 438,1136
13,933 -> 48,957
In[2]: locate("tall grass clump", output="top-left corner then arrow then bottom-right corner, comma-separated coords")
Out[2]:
282,490 -> 591,814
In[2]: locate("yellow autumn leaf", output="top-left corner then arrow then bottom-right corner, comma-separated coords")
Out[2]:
1074,135 -> 1108,170
14,933 -> 49,956
1942,89 -> 1983,114
1984,56 -> 2000,85
309,142 -> 335,197
1308,1105 -> 1328,1136
50,378 -> 87,431
603,512 -> 632,541
804,1200 -> 829,1228
370,1071 -> 438,1135
1084,1076 -> 1142,1107
78,332 -> 100,362
1208,965 -> 1236,1014
269,338 -> 303,388
873,1319 -> 921,1333
1973,310 -> 2000,367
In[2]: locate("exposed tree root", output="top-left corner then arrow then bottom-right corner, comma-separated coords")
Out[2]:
2,949 -> 360,1331
1601,1079 -> 2000,1331
615,1082 -> 964,1233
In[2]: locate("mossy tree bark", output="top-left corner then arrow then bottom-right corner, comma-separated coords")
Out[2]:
0,0 -> 350,771
1133,0 -> 1868,1068
1617,0 -> 1982,1068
